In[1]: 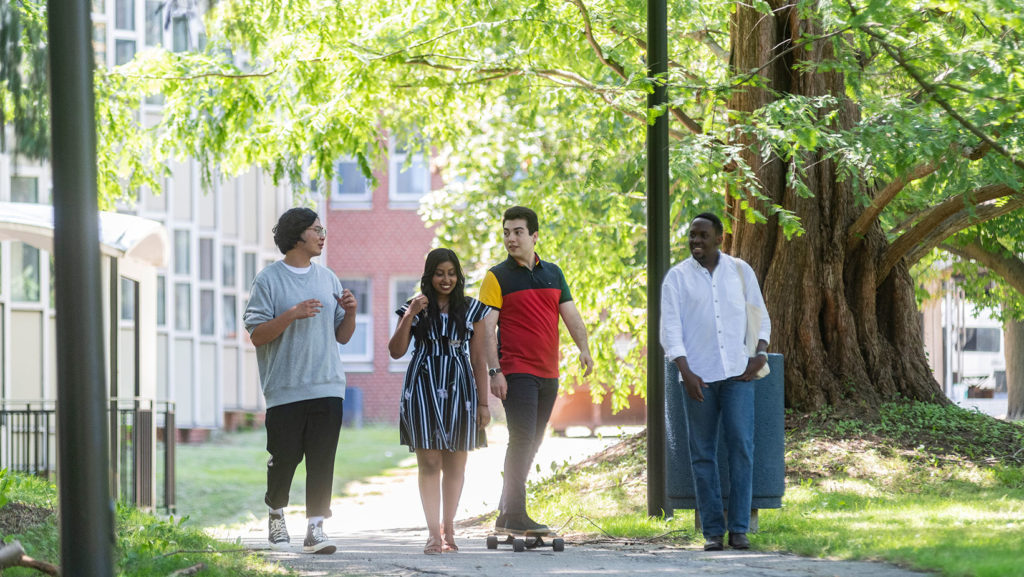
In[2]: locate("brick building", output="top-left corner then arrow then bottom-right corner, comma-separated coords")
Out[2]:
322,144 -> 439,423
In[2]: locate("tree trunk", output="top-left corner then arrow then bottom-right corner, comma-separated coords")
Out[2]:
723,1 -> 944,413
1005,315 -> 1024,421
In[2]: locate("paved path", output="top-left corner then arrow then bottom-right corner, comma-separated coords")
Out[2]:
217,427 -> 933,577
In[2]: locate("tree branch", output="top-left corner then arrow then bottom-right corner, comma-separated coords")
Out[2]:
565,0 -> 627,81
877,183 -> 1021,283
684,29 -> 729,63
904,195 -> 1024,267
850,140 -> 995,251
858,26 -> 1024,174
404,57 -> 690,139
0,541 -> 60,576
940,239 -> 1024,296
847,160 -> 939,251
566,0 -> 704,134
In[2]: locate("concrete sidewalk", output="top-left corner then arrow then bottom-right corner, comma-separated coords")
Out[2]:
217,426 -> 934,577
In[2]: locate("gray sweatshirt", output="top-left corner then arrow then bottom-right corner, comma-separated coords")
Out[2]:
243,260 -> 347,408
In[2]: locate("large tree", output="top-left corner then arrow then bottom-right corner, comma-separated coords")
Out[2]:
4,0 -> 1022,413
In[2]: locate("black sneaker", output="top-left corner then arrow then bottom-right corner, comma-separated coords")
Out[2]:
303,520 -> 337,554
503,515 -> 551,535
493,513 -> 508,532
268,513 -> 290,551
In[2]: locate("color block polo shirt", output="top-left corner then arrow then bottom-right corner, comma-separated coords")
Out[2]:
479,254 -> 573,378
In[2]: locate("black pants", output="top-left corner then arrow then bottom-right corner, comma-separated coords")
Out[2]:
264,397 -> 343,518
499,374 -> 559,518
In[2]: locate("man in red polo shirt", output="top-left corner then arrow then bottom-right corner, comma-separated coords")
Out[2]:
480,206 -> 594,534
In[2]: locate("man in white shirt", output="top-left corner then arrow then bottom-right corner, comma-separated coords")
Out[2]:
660,212 -> 770,551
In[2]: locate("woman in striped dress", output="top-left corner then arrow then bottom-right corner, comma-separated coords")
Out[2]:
388,248 -> 492,554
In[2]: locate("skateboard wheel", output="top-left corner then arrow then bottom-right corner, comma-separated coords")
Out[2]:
513,538 -> 526,552
553,538 -> 565,552
486,535 -> 498,550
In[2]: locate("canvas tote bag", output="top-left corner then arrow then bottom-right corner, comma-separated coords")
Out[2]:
734,258 -> 770,379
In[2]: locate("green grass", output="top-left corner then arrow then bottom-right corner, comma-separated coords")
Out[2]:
175,425 -> 407,528
0,475 -> 286,576
524,401 -> 1024,577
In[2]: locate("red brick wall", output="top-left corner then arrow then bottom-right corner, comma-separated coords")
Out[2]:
324,166 -> 438,423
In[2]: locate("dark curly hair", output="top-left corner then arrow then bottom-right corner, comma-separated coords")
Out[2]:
272,207 -> 318,254
414,248 -> 468,342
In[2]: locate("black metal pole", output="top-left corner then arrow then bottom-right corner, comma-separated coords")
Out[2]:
646,0 -> 669,517
48,0 -> 116,574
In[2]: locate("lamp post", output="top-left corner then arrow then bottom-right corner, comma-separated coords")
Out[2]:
48,1 -> 116,573
646,0 -> 669,517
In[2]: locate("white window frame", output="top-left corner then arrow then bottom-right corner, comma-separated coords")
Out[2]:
387,136 -> 431,207
388,276 -> 421,372
337,277 -> 373,370
329,157 -> 373,209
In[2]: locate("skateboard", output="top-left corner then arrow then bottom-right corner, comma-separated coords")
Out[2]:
486,529 -> 565,552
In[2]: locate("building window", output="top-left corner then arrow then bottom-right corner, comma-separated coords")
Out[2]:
222,294 -> 237,339
157,274 -> 166,326
962,327 -> 1000,353
145,0 -> 163,45
115,0 -> 135,30
120,277 -> 136,321
222,245 -> 236,288
243,252 -> 258,290
200,289 -> 215,335
10,176 -> 39,203
337,278 -> 371,363
114,39 -> 136,66
199,238 -> 215,281
11,242 -> 40,302
329,158 -> 371,205
390,277 -> 420,363
175,282 -> 191,331
172,16 -> 189,52
174,230 -> 191,275
388,139 -> 430,203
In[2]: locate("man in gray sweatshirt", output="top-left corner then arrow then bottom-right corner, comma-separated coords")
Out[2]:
243,207 -> 357,554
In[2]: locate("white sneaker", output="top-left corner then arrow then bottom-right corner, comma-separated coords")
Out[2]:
303,520 -> 337,554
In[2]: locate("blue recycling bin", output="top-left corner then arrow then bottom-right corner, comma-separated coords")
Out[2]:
343,386 -> 364,428
664,354 -> 785,530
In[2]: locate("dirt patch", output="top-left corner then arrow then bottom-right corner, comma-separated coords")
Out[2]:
0,502 -> 54,536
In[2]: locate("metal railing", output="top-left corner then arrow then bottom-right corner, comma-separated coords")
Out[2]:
0,398 -> 175,513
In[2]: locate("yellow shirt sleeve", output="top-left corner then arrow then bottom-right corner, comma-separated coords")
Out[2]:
478,270 -> 503,309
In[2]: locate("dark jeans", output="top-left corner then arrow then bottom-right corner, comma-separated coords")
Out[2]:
499,374 -> 559,518
264,396 -> 344,519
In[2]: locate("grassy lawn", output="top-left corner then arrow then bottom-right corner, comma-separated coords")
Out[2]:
523,401 -> 1024,577
175,425 -> 408,529
0,472 -> 285,577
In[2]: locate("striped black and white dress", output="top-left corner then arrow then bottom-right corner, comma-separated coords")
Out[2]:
397,297 -> 491,452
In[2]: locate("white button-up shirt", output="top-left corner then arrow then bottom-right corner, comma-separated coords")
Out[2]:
660,253 -> 771,383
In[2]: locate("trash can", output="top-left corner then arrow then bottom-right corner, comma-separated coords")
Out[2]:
343,386 -> 364,429
663,354 -> 785,530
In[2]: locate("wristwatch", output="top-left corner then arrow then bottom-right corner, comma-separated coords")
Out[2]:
756,351 -> 768,358
488,367 -> 502,377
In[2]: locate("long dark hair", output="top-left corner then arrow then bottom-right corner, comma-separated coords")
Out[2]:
414,248 -> 468,341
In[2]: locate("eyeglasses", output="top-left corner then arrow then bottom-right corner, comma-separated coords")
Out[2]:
307,226 -> 327,238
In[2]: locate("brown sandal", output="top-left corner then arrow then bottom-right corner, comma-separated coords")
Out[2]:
442,536 -> 459,552
424,536 -> 443,555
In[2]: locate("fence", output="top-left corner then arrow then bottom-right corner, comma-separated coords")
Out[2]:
0,398 -> 175,513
